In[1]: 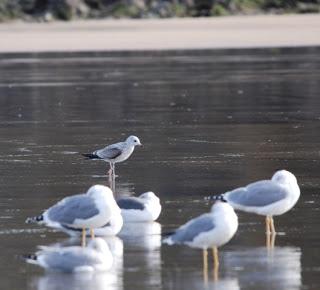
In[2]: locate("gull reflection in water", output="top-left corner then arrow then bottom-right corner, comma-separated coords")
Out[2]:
162,245 -> 240,290
164,270 -> 239,290
31,236 -> 124,290
223,246 -> 301,290
119,221 -> 161,250
119,222 -> 162,288
33,271 -> 118,290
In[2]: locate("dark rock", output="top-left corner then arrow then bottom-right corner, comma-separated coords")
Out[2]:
0,0 -> 319,21
48,0 -> 89,20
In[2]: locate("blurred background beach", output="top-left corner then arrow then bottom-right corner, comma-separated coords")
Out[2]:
0,1 -> 319,52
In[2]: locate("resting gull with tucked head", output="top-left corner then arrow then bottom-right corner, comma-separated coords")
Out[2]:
116,191 -> 162,223
26,185 -> 118,246
25,238 -> 113,273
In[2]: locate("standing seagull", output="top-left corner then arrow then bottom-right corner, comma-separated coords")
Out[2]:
24,238 -> 113,273
207,170 -> 300,235
82,135 -> 142,185
59,205 -> 123,237
163,198 -> 238,281
26,185 -> 118,247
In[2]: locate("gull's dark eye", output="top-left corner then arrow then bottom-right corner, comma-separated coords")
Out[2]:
134,140 -> 137,142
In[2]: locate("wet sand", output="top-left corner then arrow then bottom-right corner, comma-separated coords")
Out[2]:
0,14 -> 319,52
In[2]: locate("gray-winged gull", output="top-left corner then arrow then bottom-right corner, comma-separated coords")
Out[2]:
25,238 -> 113,273
163,198 -> 238,279
116,191 -> 162,222
207,170 -> 300,234
26,185 -> 119,246
82,135 -> 142,179
59,205 -> 123,237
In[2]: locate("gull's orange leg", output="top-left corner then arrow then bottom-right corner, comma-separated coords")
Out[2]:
203,249 -> 208,284
266,216 -> 271,248
270,217 -> 276,234
90,228 -> 95,240
265,216 -> 271,235
81,228 -> 86,247
212,246 -> 219,281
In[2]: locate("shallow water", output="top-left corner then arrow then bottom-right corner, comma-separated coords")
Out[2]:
0,47 -> 320,289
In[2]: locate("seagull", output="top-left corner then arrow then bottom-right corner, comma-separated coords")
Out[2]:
163,197 -> 238,280
59,208 -> 123,237
24,238 -> 113,273
207,170 -> 300,235
26,185 -> 119,247
82,135 -> 142,182
116,192 -> 162,222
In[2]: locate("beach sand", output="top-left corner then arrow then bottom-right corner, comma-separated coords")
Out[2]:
0,14 -> 319,52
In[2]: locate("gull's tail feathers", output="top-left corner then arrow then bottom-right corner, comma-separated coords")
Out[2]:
82,153 -> 101,160
22,253 -> 38,264
204,194 -> 227,202
25,214 -> 44,224
161,230 -> 177,245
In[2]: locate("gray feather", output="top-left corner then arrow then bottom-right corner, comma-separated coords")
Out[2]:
225,180 -> 288,207
96,146 -> 122,160
61,221 -> 111,232
41,249 -> 101,272
170,214 -> 215,243
117,197 -> 145,210
47,194 -> 99,225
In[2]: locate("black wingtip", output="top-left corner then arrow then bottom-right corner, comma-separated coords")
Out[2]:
161,231 -> 175,238
21,253 -> 37,261
81,153 -> 100,160
204,194 -> 227,202
25,214 -> 43,224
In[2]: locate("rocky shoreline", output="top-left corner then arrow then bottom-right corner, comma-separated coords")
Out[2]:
0,0 -> 319,22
